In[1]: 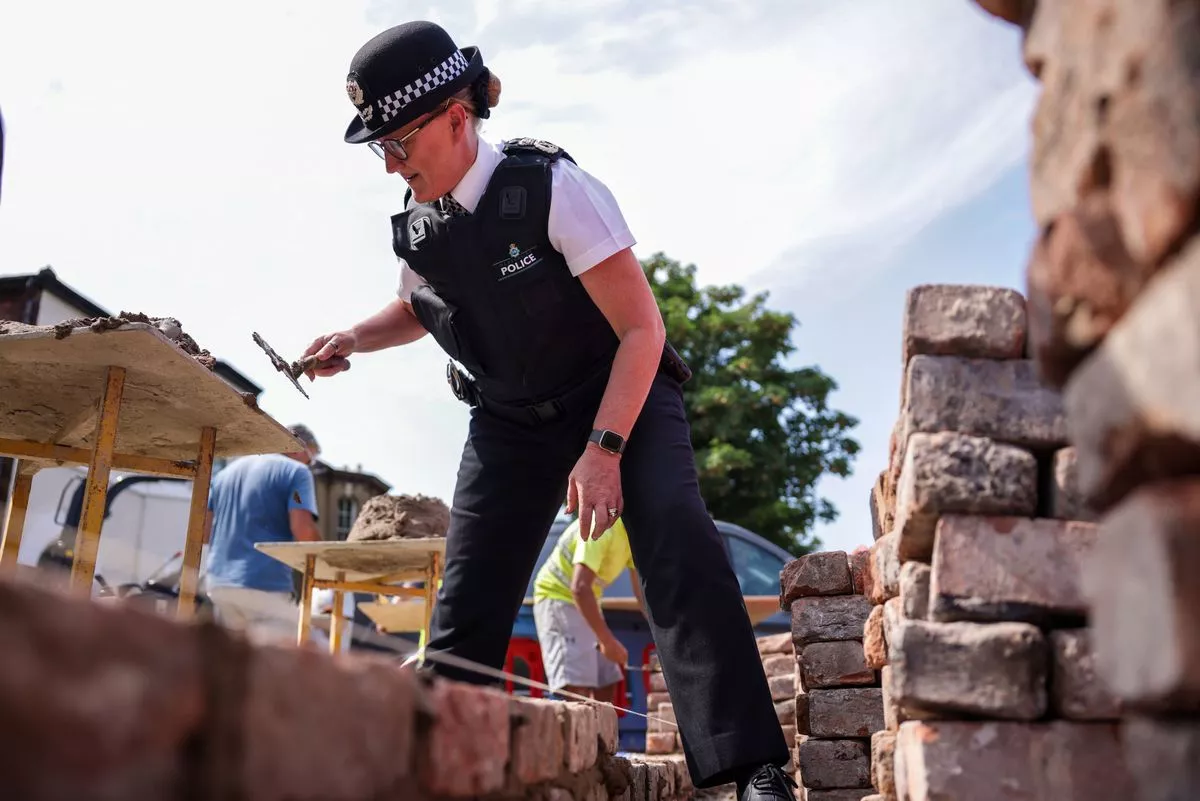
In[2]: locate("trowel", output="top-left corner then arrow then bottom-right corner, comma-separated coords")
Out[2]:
252,331 -> 325,400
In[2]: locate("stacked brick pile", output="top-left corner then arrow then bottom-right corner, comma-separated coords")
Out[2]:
779,548 -> 882,801
865,283 -> 1129,800
975,0 -> 1200,797
645,630 -> 800,779
0,575 -> 692,801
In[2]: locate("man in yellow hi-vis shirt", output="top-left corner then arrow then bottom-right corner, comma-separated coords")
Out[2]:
532,516 -> 647,704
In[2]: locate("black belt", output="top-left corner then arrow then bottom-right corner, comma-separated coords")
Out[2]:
446,361 -> 607,427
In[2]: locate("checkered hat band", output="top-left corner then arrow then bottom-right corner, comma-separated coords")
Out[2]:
377,50 -> 470,123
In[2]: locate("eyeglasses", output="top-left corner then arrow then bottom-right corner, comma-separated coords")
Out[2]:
368,101 -> 452,161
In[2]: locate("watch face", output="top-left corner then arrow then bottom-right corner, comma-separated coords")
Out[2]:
599,430 -> 623,451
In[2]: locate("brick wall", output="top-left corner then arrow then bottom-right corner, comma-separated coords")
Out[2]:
866,283 -> 1129,801
975,0 -> 1200,797
0,574 -> 693,801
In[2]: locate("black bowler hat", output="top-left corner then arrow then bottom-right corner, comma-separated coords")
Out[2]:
343,21 -> 486,145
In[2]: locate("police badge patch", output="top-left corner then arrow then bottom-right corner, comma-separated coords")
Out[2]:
346,76 -> 365,106
410,217 -> 429,245
509,243 -> 520,258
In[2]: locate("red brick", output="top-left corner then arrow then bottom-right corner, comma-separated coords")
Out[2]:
929,515 -> 1097,625
558,702 -> 599,772
881,598 -> 903,661
647,702 -> 676,734
0,578 -> 205,801
868,532 -> 900,606
644,733 -> 675,755
871,730 -> 896,799
802,689 -> 884,739
509,698 -> 565,785
903,356 -> 1066,450
1122,717 -> 1200,801
770,672 -> 798,703
648,671 -> 667,693
891,620 -> 1048,720
1063,243 -> 1200,511
895,720 -> 1133,801
882,666 -> 899,732
1025,194 -> 1150,387
870,472 -> 887,542
894,432 -> 1037,562
782,724 -> 798,749
899,561 -> 930,620
1050,629 -> 1121,721
1083,480 -> 1200,712
763,653 -> 796,678
863,605 -> 887,670
418,679 -> 509,797
792,595 -> 874,648
848,547 -> 871,596
799,641 -> 874,690
646,691 -> 671,711
597,703 -> 619,754
902,284 -> 1027,364
796,739 -> 870,790
781,551 -> 853,606
1025,0 -> 1200,268
1050,447 -> 1099,521
757,632 -> 795,656
775,699 -> 797,726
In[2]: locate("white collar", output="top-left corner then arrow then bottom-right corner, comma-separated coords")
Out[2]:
446,135 -> 504,214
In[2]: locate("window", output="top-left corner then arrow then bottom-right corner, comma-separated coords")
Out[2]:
726,536 -> 786,597
336,497 -> 359,539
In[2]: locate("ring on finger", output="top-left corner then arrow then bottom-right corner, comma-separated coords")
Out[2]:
607,507 -> 619,519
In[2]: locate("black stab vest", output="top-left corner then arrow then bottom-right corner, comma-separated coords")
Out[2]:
392,139 -> 620,406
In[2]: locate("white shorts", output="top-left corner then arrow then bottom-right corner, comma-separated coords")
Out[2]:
207,586 -> 329,649
533,598 -> 624,690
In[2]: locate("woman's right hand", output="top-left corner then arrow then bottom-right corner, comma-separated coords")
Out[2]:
302,330 -> 358,379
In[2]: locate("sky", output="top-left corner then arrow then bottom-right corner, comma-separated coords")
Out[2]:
0,0 -> 1039,555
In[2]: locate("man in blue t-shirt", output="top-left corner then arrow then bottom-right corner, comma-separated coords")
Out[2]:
203,423 -> 322,645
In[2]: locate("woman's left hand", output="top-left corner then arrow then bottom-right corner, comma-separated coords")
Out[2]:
566,445 -> 623,540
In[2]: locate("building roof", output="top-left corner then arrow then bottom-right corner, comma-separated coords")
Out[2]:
311,460 -> 392,496
0,267 -> 263,397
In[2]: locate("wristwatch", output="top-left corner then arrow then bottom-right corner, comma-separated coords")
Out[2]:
589,428 -> 626,455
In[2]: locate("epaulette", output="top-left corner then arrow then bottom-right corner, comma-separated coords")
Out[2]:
503,137 -> 575,164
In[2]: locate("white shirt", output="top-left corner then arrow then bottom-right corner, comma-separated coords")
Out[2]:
395,136 -> 636,301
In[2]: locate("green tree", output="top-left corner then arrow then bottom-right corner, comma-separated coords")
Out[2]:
644,252 -> 860,554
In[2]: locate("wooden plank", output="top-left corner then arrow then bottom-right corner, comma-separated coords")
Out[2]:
359,600 -> 428,633
298,554 -> 316,646
0,437 -> 198,478
0,324 -> 300,459
70,366 -> 124,593
177,426 -> 215,621
255,538 -> 447,583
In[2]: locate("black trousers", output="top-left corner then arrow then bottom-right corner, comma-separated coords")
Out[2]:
424,370 -> 789,787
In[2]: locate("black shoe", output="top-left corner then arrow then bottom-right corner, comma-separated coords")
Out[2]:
737,764 -> 798,801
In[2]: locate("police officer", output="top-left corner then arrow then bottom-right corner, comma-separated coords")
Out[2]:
303,21 -> 795,801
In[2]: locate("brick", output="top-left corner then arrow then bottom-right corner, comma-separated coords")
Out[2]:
1050,629 -> 1121,721
898,561 -> 930,621
849,547 -> 871,596
644,732 -> 675,755
881,598 -> 902,655
776,699 -> 797,726
0,577 -> 206,800
1025,0 -> 1200,267
893,432 -> 1038,562
509,698 -> 565,785
1083,481 -> 1200,712
1122,717 -> 1200,801
802,689 -> 884,739
781,551 -> 853,605
648,671 -> 667,693
929,515 -> 1097,625
1064,244 -> 1200,511
862,605 -> 887,670
796,739 -> 870,790
782,724 -> 798,748
867,532 -> 899,605
895,720 -> 1133,800
870,471 -> 888,542
647,702 -> 676,734
891,620 -> 1047,720
799,641 -> 875,690
871,731 -> 896,799
1050,446 -> 1098,521
758,632 -> 795,656
792,595 -> 874,648
558,702 -> 599,772
763,653 -> 796,678
901,284 -> 1027,363
1024,194 -> 1151,388
597,704 -> 619,754
629,761 -> 649,801
903,356 -> 1067,450
770,672 -> 798,703
646,691 -> 671,711
418,679 -> 509,797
